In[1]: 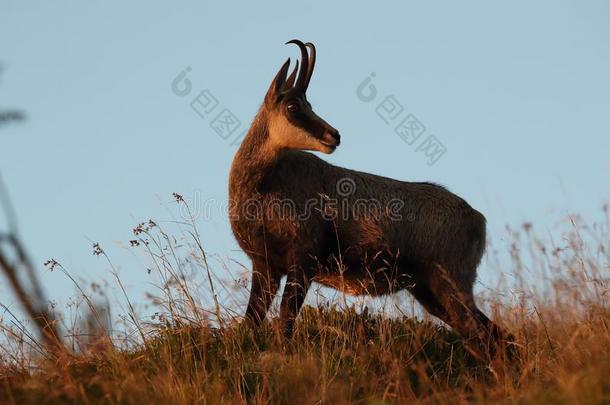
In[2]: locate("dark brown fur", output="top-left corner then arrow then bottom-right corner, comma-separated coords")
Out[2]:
229,40 -> 512,358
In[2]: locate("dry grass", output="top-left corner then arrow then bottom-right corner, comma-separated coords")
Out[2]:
0,199 -> 608,404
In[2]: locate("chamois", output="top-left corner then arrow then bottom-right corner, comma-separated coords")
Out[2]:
229,40 -> 512,356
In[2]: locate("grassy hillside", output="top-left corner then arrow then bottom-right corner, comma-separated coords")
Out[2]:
0,304 -> 608,404
0,203 -> 608,404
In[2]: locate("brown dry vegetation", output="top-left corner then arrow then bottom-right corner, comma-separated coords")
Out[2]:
0,200 -> 608,404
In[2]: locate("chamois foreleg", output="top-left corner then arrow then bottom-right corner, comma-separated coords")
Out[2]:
245,258 -> 281,326
279,263 -> 311,338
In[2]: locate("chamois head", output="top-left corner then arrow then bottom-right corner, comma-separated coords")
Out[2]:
263,40 -> 340,154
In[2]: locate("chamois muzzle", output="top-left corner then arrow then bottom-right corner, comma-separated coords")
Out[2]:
321,129 -> 341,148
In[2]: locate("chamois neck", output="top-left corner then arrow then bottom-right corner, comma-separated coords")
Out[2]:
229,109 -> 283,194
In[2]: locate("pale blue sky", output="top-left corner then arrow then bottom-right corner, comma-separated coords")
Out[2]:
1,1 -> 609,318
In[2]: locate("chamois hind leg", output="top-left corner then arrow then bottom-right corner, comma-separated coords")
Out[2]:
410,265 -> 512,360
244,259 -> 281,327
472,306 -> 518,359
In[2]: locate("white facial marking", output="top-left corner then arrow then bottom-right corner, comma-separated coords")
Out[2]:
267,111 -> 330,153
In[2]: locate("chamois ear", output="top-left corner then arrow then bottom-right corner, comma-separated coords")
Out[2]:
284,60 -> 299,89
265,58 -> 291,104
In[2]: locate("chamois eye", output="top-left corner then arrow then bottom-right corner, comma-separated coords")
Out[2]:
287,103 -> 298,112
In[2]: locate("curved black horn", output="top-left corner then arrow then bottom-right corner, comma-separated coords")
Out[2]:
286,39 -> 309,91
303,42 -> 316,91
